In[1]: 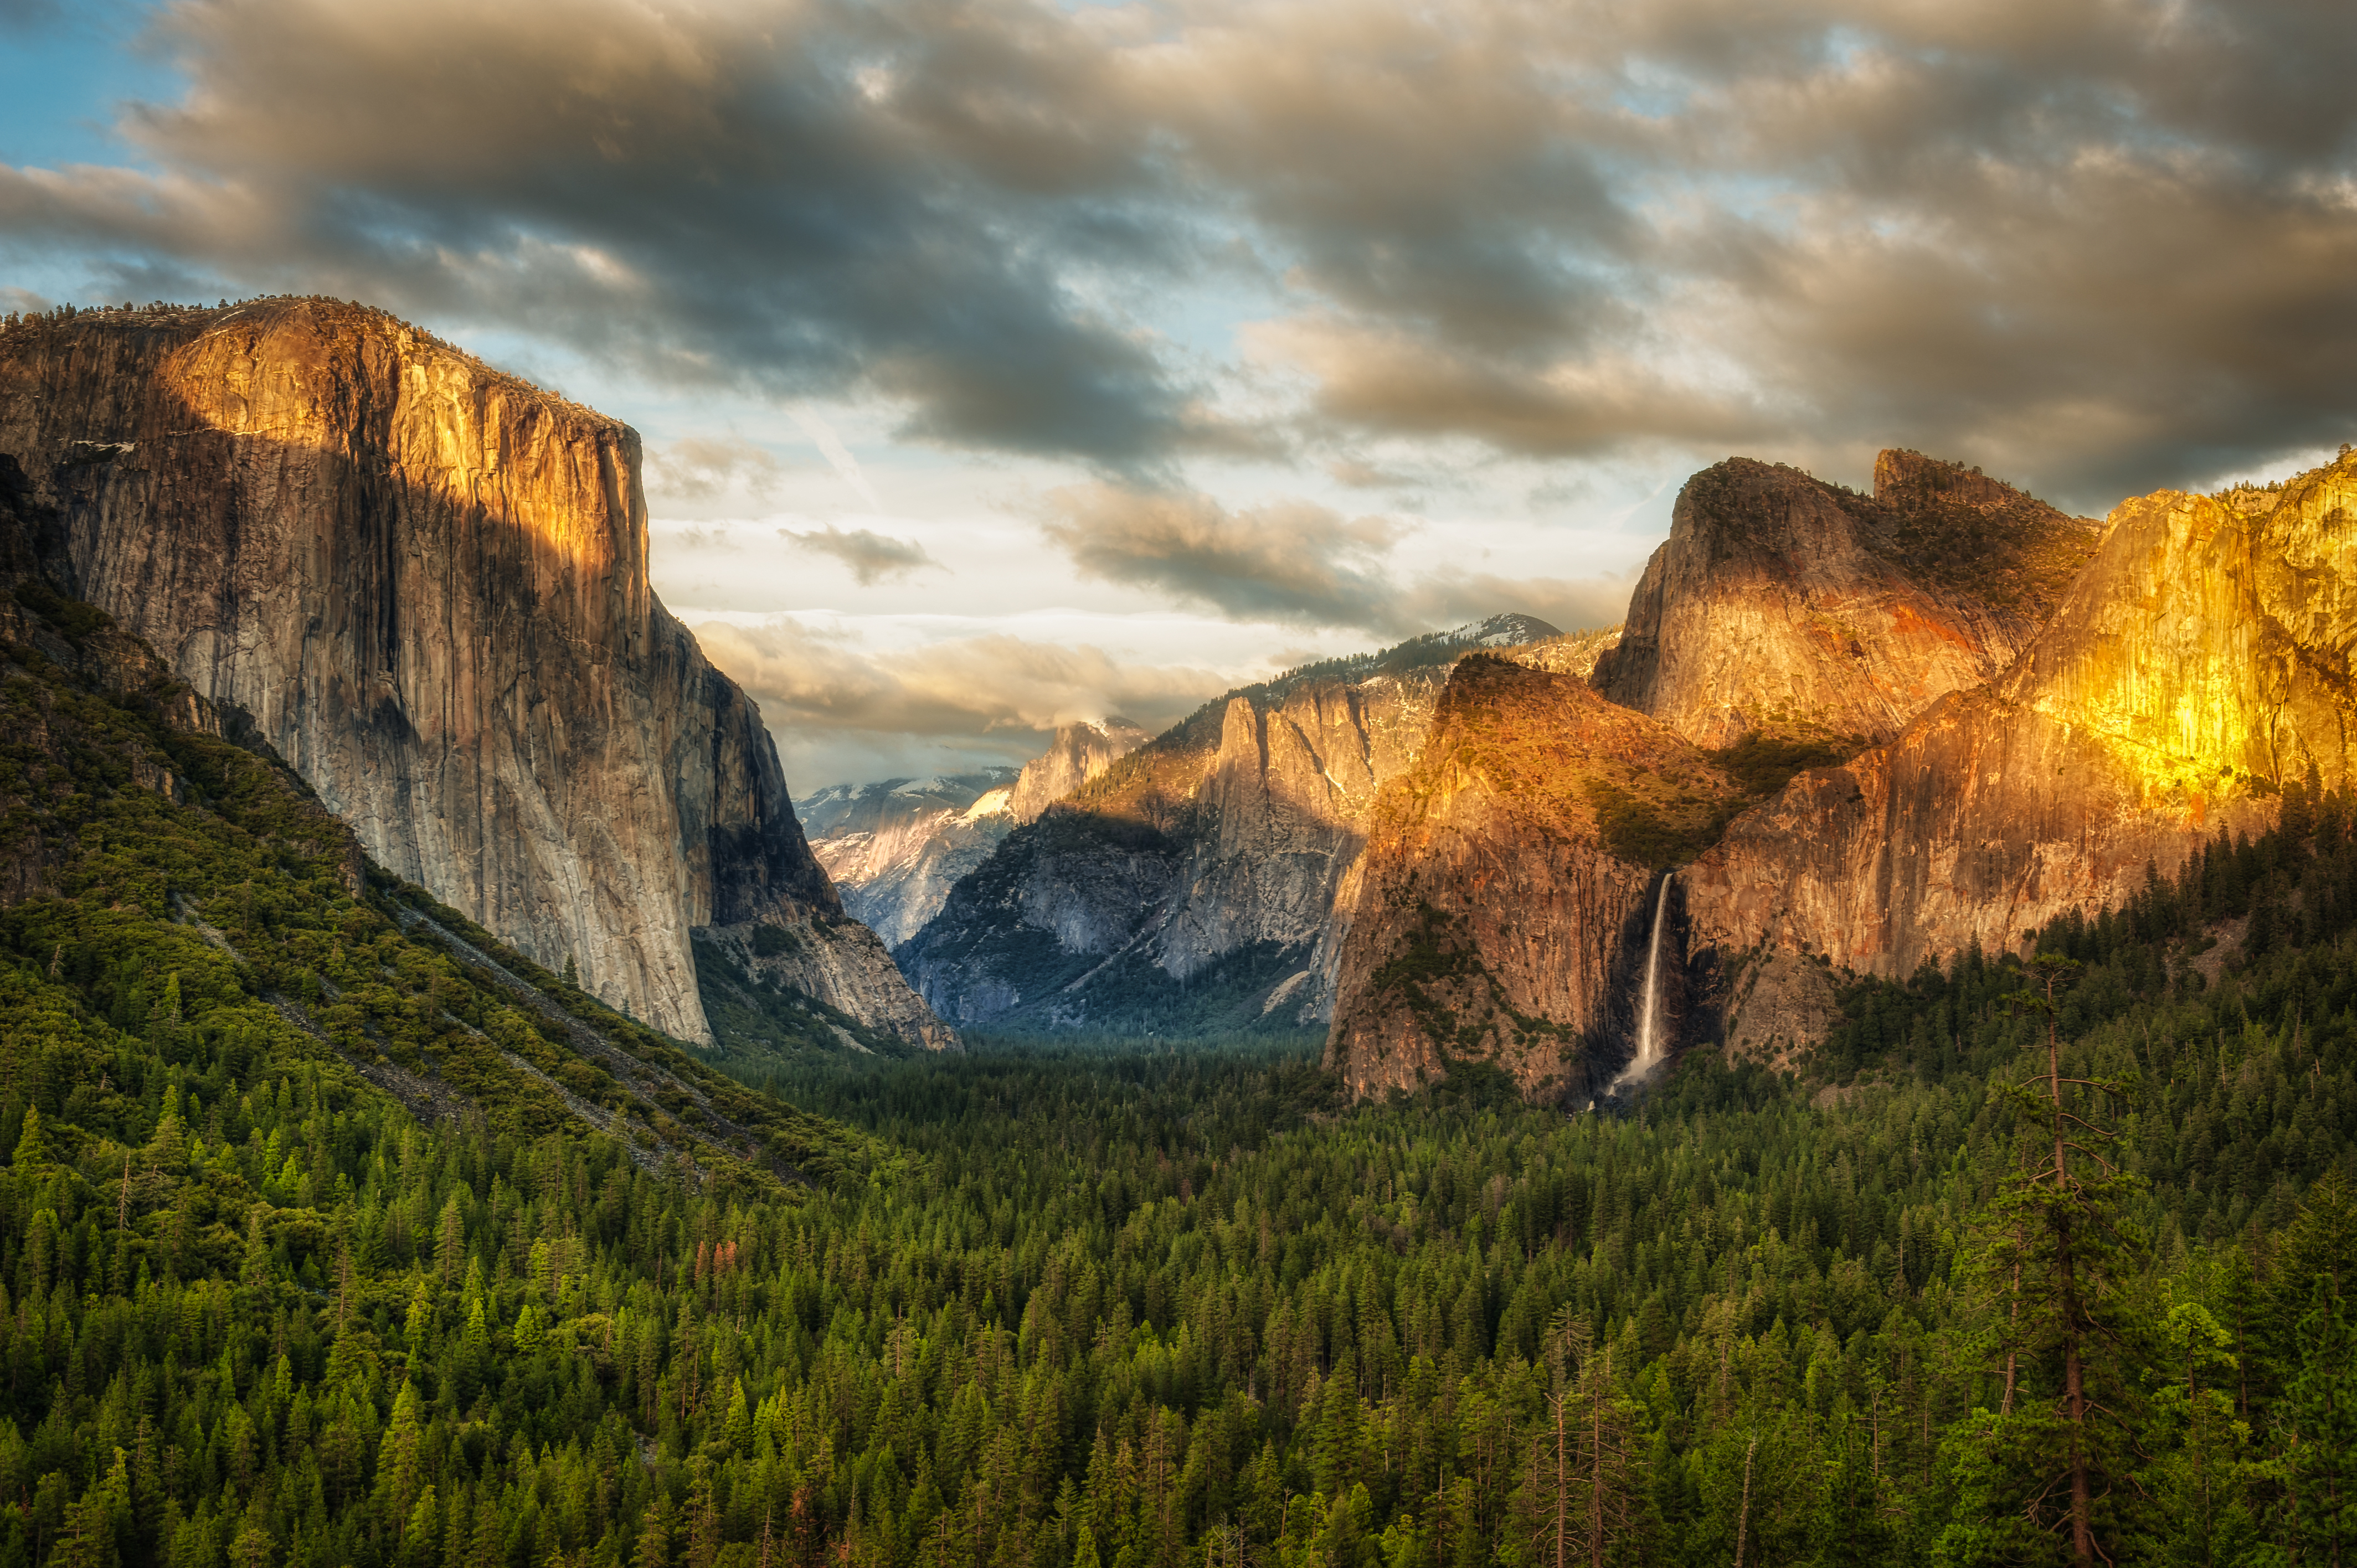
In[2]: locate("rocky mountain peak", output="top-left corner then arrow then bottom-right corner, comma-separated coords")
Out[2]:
1591,453 -> 2097,750
0,297 -> 949,1050
1008,718 -> 1151,823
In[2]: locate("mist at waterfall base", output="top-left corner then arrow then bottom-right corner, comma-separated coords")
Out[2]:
1606,873 -> 1674,1100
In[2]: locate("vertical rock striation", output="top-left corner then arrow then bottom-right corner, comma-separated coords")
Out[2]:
1320,656 -> 1735,1098
0,299 -> 947,1048
900,616 -> 1561,1031
1593,453 -> 2099,746
1684,456 -> 2357,1050
1007,719 -> 1150,823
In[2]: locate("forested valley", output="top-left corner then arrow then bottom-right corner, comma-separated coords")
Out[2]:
4,557 -> 2357,1568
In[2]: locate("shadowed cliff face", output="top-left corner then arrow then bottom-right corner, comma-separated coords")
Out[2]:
0,300 -> 946,1049
1593,453 -> 2100,747
1321,656 -> 1736,1098
1684,456 -> 2357,1054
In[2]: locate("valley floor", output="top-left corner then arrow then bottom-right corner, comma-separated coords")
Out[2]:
7,771 -> 2357,1567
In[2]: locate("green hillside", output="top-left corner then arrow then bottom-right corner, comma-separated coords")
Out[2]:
0,454 -> 2352,1565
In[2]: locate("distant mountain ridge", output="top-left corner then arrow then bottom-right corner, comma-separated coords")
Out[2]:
897,613 -> 1565,1033
796,770 -> 1021,947
796,716 -> 1156,949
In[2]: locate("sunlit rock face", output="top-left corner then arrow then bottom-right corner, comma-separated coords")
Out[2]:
1320,656 -> 1732,1099
1594,452 -> 2101,746
1685,459 -> 2357,1020
1008,719 -> 1149,823
900,617 -> 1562,1031
1316,449 -> 2355,1097
0,299 -> 948,1049
798,772 -> 1020,948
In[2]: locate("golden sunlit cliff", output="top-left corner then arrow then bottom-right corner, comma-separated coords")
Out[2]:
0,298 -> 949,1050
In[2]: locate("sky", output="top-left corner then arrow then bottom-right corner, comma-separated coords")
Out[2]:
3,0 -> 2354,788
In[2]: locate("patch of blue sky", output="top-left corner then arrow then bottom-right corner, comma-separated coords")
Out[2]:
0,1 -> 178,172
1607,56 -> 1697,123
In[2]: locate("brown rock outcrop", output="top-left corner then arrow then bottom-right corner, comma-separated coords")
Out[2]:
1593,453 -> 2099,747
0,299 -> 947,1048
1686,455 -> 2357,1015
1321,655 -> 1737,1098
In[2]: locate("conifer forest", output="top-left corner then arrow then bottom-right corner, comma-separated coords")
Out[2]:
4,527 -> 2357,1568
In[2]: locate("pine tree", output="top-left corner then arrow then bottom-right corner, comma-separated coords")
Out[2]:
1949,955 -> 2150,1565
2287,1284 -> 2357,1565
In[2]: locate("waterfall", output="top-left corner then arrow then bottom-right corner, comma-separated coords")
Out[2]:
1612,874 -> 1674,1091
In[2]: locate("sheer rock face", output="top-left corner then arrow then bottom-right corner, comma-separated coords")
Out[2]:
798,772 -> 1019,948
0,300 -> 947,1048
1007,720 -> 1149,823
1685,459 -> 2357,1006
1593,453 -> 2101,747
1321,657 -> 1735,1098
797,718 -> 1151,951
899,664 -> 1464,1029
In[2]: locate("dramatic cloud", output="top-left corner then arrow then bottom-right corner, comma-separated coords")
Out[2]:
779,524 -> 940,585
693,617 -> 1224,780
1039,481 -> 1633,635
1040,483 -> 1405,627
4,0 -> 2352,496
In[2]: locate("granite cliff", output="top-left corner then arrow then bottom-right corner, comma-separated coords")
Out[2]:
0,298 -> 948,1050
899,615 -> 1561,1033
1325,449 -> 2357,1097
1320,654 -> 1736,1098
1321,451 -> 2190,1096
0,449 -> 871,1171
1008,718 -> 1150,823
1684,456 -> 2357,1058
1593,452 -> 2099,746
797,718 -> 1151,950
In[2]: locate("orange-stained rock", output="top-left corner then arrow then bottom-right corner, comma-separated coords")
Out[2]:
1593,452 -> 2099,747
1321,655 -> 1736,1098
1685,456 -> 2357,1025
0,300 -> 948,1049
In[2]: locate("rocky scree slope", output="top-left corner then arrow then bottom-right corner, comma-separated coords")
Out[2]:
899,615 -> 1560,1033
0,298 -> 947,1051
0,451 -> 867,1183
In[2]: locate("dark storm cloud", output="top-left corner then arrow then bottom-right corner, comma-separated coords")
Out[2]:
0,0 -> 1206,466
3,0 -> 2354,493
